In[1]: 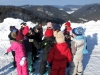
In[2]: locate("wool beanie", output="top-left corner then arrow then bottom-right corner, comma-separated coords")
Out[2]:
72,27 -> 83,36
55,31 -> 65,43
45,29 -> 53,37
53,24 -> 61,31
65,22 -> 71,27
47,22 -> 53,28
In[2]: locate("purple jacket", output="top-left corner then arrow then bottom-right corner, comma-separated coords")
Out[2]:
7,41 -> 26,63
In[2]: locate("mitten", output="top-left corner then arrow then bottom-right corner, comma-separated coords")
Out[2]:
4,52 -> 8,55
20,57 -> 26,66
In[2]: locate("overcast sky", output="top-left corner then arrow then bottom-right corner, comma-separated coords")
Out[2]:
0,0 -> 100,6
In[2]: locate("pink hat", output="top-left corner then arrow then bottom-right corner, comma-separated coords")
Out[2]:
47,22 -> 53,28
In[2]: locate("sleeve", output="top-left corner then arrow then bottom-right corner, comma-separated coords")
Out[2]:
33,39 -> 42,49
47,46 -> 55,63
7,46 -> 12,53
71,41 -> 77,55
67,48 -> 72,63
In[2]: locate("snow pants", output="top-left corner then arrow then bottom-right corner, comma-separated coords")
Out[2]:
69,55 -> 83,75
27,52 -> 33,72
50,59 -> 67,75
16,60 -> 29,75
39,53 -> 48,74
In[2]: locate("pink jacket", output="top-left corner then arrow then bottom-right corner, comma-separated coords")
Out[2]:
7,41 -> 26,63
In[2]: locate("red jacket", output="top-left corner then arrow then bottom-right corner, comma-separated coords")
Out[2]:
47,42 -> 72,63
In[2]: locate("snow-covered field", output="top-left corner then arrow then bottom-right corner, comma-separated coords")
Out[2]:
0,18 -> 100,75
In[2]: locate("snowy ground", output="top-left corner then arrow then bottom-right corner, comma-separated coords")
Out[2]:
0,18 -> 100,75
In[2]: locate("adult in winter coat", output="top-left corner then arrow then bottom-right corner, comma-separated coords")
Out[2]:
47,31 -> 72,75
69,27 -> 85,75
5,30 -> 29,75
39,22 -> 55,75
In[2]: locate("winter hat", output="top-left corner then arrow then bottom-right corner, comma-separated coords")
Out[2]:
47,22 -> 53,28
45,29 -> 53,37
65,22 -> 71,27
55,31 -> 65,43
72,27 -> 84,36
53,24 -> 61,31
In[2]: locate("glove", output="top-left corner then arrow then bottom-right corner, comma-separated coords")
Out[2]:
46,61 -> 51,68
4,52 -> 8,55
20,57 -> 26,66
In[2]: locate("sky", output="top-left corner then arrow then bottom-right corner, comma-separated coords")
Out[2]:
0,18 -> 100,75
0,0 -> 100,6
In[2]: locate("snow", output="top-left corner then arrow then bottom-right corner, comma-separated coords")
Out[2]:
0,18 -> 100,75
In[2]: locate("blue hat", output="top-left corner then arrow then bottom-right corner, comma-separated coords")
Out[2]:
53,24 -> 60,31
72,27 -> 83,36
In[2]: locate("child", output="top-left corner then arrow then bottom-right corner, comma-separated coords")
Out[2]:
8,26 -> 17,67
47,31 -> 72,75
20,23 -> 35,72
5,29 -> 29,75
39,22 -> 55,75
69,27 -> 85,75
64,21 -> 72,47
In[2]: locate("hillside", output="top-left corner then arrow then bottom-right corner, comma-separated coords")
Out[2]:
72,4 -> 100,21
0,5 -> 82,24
0,6 -> 38,23
20,5 -> 82,23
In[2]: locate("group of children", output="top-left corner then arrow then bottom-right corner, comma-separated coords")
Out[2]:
4,21 -> 87,75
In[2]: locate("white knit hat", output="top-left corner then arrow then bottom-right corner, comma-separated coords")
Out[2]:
55,31 -> 65,43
